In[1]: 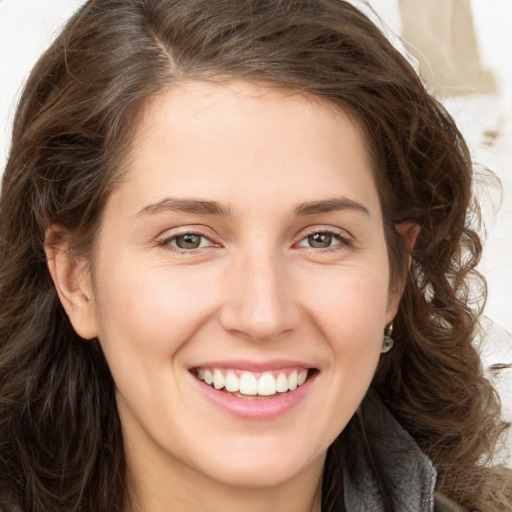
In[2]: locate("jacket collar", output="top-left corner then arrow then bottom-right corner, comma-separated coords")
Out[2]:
343,390 -> 437,511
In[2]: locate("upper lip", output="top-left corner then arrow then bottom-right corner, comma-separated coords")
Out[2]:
189,359 -> 315,372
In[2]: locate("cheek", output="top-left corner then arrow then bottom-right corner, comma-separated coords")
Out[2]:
94,257 -> 219,357
305,268 -> 389,425
90,260 -> 222,429
301,264 -> 390,341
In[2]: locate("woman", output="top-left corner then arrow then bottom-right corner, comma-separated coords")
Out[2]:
0,0 -> 510,511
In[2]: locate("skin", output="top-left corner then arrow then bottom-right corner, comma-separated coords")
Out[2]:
46,80 -> 410,512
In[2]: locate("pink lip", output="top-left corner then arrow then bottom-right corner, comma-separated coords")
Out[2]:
189,363 -> 317,420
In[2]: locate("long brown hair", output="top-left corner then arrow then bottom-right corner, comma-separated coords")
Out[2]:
0,1 -> 510,510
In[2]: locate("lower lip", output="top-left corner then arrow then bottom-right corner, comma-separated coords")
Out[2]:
191,372 -> 317,420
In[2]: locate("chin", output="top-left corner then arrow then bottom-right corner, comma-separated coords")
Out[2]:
191,440 -> 325,489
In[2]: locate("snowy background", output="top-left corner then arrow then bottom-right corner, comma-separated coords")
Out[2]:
1,0 -> 510,455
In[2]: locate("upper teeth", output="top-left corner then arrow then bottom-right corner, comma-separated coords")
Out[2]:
196,368 -> 309,396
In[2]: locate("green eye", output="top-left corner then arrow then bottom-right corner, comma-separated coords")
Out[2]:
173,234 -> 205,249
307,232 -> 335,248
159,230 -> 219,253
296,230 -> 351,251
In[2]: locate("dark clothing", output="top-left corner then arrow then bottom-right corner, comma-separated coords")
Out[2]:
343,390 -> 437,511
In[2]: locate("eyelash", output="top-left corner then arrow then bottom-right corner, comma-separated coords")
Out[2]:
295,228 -> 353,252
157,231 -> 217,254
157,228 -> 353,254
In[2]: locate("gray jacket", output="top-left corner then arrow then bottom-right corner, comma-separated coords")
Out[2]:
343,390 -> 437,512
343,391 -> 476,511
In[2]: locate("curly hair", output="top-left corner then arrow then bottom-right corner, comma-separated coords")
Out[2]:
0,0 -> 510,510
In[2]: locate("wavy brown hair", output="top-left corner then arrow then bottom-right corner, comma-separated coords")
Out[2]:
0,1 -> 510,510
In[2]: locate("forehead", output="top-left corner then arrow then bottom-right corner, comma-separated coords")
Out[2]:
113,79 -> 380,218
133,79 -> 368,155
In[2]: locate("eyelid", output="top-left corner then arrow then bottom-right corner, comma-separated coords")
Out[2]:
156,226 -> 221,252
294,225 -> 354,249
297,225 -> 353,239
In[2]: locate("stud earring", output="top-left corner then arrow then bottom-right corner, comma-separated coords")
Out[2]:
381,324 -> 394,353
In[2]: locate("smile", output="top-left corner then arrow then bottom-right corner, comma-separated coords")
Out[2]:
192,367 -> 310,398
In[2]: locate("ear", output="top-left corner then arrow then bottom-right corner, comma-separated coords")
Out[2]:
385,221 -> 421,323
395,221 -> 420,269
45,225 -> 99,340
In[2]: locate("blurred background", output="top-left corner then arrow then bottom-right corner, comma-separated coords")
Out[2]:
0,0 -> 510,443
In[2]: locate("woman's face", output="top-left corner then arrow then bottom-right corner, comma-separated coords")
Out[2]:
81,81 -> 401,490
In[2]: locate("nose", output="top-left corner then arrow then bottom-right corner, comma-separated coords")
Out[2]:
219,250 -> 301,342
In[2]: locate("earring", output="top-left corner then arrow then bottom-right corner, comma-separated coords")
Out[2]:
381,324 -> 394,353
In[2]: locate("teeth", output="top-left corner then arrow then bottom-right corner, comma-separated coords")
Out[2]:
276,373 -> 288,392
224,372 -> 239,392
213,369 -> 225,390
239,372 -> 258,395
258,373 -> 276,396
288,370 -> 298,390
195,367 -> 310,396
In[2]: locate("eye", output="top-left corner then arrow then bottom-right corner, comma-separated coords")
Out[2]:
160,232 -> 216,251
296,230 -> 351,250
305,232 -> 338,249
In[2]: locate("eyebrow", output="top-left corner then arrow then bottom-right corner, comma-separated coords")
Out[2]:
135,196 -> 370,219
135,198 -> 231,218
294,197 -> 370,216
